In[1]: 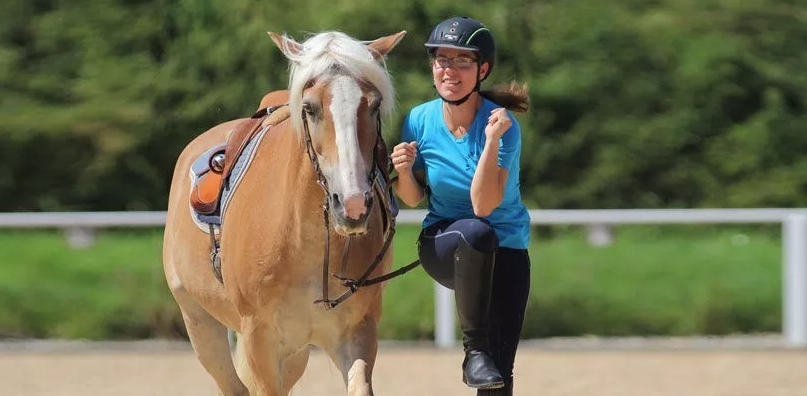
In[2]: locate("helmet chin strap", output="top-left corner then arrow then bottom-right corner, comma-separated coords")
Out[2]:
437,84 -> 478,106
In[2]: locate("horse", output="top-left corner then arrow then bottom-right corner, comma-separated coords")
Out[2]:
162,29 -> 407,396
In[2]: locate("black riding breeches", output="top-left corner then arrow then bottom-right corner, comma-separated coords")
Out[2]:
417,218 -> 532,383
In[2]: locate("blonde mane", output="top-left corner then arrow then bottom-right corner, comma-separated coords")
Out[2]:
279,31 -> 396,133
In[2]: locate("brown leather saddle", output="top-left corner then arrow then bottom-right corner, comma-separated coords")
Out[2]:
190,104 -> 291,215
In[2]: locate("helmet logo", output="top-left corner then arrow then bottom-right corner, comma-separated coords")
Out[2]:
443,33 -> 458,41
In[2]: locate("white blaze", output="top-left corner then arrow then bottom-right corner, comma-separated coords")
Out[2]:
329,75 -> 369,202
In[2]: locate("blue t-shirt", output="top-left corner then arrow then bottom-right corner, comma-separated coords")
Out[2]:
401,98 -> 531,249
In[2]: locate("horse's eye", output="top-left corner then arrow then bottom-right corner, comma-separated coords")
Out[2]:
303,102 -> 315,116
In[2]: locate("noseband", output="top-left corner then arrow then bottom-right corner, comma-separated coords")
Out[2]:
300,106 -> 421,310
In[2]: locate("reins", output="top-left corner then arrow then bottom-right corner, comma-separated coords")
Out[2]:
299,107 -> 420,309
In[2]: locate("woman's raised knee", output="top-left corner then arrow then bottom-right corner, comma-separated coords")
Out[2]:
451,218 -> 498,253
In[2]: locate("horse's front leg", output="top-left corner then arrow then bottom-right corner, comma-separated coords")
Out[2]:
240,317 -> 283,396
327,315 -> 379,396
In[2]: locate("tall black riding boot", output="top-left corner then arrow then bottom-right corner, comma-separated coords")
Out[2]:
454,238 -> 504,389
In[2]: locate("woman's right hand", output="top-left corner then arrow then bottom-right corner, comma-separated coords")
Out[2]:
391,141 -> 418,174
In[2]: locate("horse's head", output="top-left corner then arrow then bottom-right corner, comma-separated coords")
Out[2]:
269,30 -> 405,236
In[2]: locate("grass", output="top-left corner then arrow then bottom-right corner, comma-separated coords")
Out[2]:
521,226 -> 780,337
0,225 -> 783,340
0,229 -> 175,339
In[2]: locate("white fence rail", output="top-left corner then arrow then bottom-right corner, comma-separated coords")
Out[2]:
1,209 -> 806,348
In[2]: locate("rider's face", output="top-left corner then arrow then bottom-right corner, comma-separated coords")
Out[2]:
431,48 -> 488,101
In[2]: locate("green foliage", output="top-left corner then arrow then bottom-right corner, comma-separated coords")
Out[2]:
1,0 -> 806,210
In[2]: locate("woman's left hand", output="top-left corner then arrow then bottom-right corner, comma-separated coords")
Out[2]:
484,108 -> 512,141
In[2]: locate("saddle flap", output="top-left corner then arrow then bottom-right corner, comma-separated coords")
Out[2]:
191,171 -> 224,215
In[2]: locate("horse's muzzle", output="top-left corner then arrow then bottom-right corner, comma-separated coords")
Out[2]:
331,191 -> 374,236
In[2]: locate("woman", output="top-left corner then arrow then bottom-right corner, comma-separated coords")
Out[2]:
391,16 -> 532,396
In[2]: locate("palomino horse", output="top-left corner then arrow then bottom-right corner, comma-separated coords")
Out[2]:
163,30 -> 407,396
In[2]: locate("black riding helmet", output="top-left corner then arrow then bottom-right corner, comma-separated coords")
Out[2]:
425,16 -> 496,106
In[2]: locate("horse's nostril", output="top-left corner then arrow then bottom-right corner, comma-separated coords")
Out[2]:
342,193 -> 369,220
331,193 -> 340,205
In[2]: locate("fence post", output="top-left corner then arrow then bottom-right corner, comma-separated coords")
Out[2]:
783,214 -> 807,348
63,226 -> 97,249
586,223 -> 614,247
434,281 -> 456,348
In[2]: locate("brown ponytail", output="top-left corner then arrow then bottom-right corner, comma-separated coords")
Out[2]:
479,81 -> 530,113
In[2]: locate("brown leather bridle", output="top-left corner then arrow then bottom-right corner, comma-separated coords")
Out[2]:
299,106 -> 421,310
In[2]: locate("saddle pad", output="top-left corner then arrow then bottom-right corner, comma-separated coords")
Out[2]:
188,125 -> 271,233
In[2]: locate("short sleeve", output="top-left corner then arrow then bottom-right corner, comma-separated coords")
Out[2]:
400,112 -> 425,171
497,114 -> 521,171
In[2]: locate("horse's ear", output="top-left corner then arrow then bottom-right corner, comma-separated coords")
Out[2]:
366,30 -> 407,61
268,31 -> 303,59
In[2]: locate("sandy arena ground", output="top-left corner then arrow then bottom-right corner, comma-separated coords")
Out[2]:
1,342 -> 806,396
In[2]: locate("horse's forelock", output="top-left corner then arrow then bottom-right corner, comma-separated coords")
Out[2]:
286,32 -> 395,135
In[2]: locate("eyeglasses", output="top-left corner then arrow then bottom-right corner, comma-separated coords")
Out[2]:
432,56 -> 478,70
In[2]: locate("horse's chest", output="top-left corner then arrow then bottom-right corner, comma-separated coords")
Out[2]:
235,238 -> 377,341
269,278 -> 364,343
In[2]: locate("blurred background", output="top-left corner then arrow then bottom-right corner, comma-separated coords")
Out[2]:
1,0 -> 806,346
